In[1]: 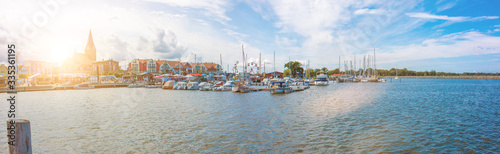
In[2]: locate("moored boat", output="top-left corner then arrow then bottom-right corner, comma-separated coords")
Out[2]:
199,82 -> 213,91
270,81 -> 293,94
186,82 -> 199,90
127,84 -> 144,88
315,72 -> 329,86
162,80 -> 175,89
214,81 -> 234,91
232,81 -> 250,93
290,81 -> 309,91
145,85 -> 160,88
74,83 -> 95,89
173,82 -> 187,90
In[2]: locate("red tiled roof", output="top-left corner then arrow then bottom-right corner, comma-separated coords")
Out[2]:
156,60 -> 166,65
203,63 -> 218,69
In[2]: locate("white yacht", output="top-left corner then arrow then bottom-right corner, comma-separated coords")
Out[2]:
215,81 -> 234,91
199,82 -> 213,91
315,72 -> 329,86
186,82 -> 200,90
173,82 -> 187,90
270,81 -> 293,94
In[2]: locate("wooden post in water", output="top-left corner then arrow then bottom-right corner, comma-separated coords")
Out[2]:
6,119 -> 32,154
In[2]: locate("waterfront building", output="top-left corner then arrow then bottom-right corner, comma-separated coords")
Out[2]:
18,65 -> 29,75
157,60 -> 173,74
202,62 -> 221,74
128,59 -> 148,74
62,30 -> 97,73
265,71 -> 283,78
128,59 -> 221,74
92,59 -> 120,75
193,63 -> 206,74
0,64 -> 7,76
146,59 -> 157,74
165,61 -> 183,74
23,61 -> 56,74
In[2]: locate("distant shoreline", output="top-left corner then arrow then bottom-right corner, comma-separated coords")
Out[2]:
381,76 -> 500,79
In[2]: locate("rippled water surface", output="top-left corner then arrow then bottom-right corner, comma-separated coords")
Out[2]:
1,79 -> 499,153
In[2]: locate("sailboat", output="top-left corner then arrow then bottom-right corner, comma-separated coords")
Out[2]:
232,45 -> 251,93
395,69 -> 399,80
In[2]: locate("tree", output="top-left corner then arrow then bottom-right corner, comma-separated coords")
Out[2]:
321,67 -> 328,72
284,61 -> 303,78
283,69 -> 291,77
305,68 -> 316,78
327,70 -> 335,75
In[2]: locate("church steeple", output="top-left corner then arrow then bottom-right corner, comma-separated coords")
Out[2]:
85,29 -> 96,61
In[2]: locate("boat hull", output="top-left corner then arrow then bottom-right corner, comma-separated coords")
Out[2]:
270,88 -> 293,94
162,86 -> 174,89
232,85 -> 250,93
315,81 -> 329,86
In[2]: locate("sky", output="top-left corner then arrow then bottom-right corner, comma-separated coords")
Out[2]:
1,0 -> 499,73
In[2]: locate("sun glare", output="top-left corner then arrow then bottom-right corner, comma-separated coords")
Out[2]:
51,45 -> 71,63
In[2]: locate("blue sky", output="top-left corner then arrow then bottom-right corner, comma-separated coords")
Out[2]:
1,0 -> 499,73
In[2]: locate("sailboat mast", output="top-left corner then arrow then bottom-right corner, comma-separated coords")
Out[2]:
219,54 -> 222,73
338,56 -> 340,74
374,48 -> 376,77
259,52 -> 261,75
246,54 -> 248,74
194,54 -> 197,74
242,45 -> 245,76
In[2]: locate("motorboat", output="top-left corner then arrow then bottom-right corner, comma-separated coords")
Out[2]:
162,80 -> 175,89
199,82 -> 213,91
210,81 -> 223,91
315,74 -> 329,86
290,81 -> 309,91
74,83 -> 95,89
232,81 -> 250,93
186,82 -> 200,90
145,85 -> 160,88
378,78 -> 387,82
214,81 -> 234,91
270,81 -> 293,94
127,84 -> 144,88
173,82 -> 187,90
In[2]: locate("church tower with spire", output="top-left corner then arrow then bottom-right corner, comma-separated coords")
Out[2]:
84,29 -> 96,61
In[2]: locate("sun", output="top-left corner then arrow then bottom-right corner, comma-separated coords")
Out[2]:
51,45 -> 72,63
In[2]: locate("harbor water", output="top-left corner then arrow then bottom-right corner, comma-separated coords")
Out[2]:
1,79 -> 499,153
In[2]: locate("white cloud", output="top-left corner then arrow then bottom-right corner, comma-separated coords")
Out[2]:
144,0 -> 231,24
406,12 -> 499,29
406,12 -> 468,21
354,8 -> 386,15
494,29 -> 500,32
436,0 -> 458,12
377,31 -> 500,64
275,35 -> 297,46
406,12 -> 499,22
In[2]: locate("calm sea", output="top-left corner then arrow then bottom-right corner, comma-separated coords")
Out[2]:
1,79 -> 499,153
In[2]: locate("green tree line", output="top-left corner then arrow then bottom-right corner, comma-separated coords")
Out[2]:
279,61 -> 499,78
